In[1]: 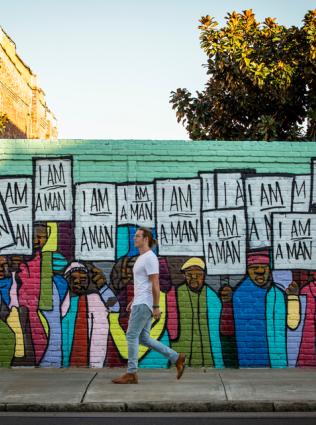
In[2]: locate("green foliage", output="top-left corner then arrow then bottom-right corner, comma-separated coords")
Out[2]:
170,9 -> 316,141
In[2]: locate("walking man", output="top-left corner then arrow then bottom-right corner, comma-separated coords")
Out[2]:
112,227 -> 186,384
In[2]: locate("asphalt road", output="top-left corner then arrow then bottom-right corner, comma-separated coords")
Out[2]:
1,413 -> 316,425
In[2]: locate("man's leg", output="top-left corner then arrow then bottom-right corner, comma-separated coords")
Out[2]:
139,309 -> 179,364
112,304 -> 150,384
126,304 -> 150,373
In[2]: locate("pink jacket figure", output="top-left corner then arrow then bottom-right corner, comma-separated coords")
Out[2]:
298,279 -> 316,367
62,262 -> 117,368
18,251 -> 47,365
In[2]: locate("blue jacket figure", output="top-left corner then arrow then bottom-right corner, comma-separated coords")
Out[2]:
233,250 -> 287,368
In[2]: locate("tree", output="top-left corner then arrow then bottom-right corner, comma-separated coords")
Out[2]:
0,113 -> 7,136
170,9 -> 316,141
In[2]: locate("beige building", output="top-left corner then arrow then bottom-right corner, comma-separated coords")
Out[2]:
0,26 -> 57,139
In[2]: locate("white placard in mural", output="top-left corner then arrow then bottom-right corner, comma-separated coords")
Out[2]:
199,173 -> 215,211
292,174 -> 311,212
0,194 -> 15,251
245,175 -> 293,249
273,213 -> 316,269
75,183 -> 116,260
312,158 -> 316,208
155,178 -> 203,255
117,183 -> 155,227
216,172 -> 245,209
34,157 -> 73,221
0,177 -> 33,254
203,209 -> 246,275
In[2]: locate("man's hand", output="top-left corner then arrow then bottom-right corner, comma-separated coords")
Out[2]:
153,307 -> 161,320
126,300 -> 133,312
149,274 -> 161,320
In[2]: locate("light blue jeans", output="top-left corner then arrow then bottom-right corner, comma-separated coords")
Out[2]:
126,303 -> 179,373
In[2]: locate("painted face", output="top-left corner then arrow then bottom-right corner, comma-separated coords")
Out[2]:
0,256 -> 10,279
184,266 -> 205,292
248,264 -> 270,287
33,225 -> 48,251
69,270 -> 89,295
9,255 -> 23,272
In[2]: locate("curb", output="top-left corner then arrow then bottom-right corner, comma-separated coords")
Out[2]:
274,402 -> 316,412
1,401 -> 316,412
4,403 -> 125,412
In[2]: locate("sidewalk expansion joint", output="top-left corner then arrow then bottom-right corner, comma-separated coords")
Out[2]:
218,371 -> 228,401
80,372 -> 97,403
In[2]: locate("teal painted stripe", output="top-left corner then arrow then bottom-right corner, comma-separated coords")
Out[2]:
0,140 -> 315,181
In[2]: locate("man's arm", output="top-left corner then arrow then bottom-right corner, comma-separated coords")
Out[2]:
126,298 -> 134,312
149,274 -> 161,320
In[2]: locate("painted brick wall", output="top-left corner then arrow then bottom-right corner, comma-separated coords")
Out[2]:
0,139 -> 316,368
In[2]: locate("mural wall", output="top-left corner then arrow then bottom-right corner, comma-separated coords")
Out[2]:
1,143 -> 316,368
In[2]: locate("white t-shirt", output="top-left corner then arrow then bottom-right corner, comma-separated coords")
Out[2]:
132,250 -> 159,312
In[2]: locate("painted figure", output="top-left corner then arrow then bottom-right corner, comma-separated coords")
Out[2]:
297,271 -> 316,367
171,257 -> 223,367
62,261 -> 117,367
233,251 -> 300,367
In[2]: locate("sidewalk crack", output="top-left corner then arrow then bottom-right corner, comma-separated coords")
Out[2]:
81,372 -> 97,403
218,371 -> 228,401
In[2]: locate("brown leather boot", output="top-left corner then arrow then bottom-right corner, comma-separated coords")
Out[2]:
175,353 -> 186,380
112,372 -> 138,384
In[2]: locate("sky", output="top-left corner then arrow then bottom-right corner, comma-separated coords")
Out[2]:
1,0 -> 315,140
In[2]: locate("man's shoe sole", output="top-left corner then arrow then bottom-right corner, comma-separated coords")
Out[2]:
112,380 -> 138,384
177,364 -> 185,380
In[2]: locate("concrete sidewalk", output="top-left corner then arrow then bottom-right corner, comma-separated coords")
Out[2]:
0,368 -> 316,412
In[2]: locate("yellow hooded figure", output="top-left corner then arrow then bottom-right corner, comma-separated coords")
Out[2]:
171,257 -> 223,367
